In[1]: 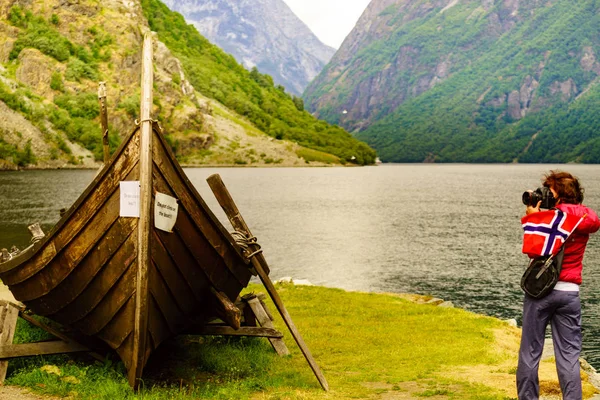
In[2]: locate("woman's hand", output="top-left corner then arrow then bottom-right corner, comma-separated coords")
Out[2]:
526,201 -> 542,215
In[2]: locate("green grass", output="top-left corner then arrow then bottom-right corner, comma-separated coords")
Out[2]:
296,147 -> 341,164
5,284 -> 512,399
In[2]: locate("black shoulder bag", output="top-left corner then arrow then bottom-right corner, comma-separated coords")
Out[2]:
520,246 -> 565,299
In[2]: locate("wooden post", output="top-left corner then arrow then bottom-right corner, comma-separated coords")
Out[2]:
131,32 -> 154,390
0,301 -> 19,383
206,174 -> 329,391
245,294 -> 289,356
27,223 -> 45,243
98,82 -> 110,164
210,287 -> 241,330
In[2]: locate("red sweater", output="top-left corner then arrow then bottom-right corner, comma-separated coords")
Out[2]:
555,203 -> 600,284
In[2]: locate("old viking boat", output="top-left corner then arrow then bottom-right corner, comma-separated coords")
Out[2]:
0,34 -> 254,387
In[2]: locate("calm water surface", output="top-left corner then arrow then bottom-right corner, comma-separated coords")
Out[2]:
2,165 -> 600,366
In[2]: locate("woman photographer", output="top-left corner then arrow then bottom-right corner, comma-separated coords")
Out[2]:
517,171 -> 600,399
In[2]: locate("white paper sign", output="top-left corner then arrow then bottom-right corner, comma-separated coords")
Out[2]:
154,192 -> 178,232
120,181 -> 140,218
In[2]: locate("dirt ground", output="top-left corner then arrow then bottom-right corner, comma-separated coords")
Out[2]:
0,386 -> 60,400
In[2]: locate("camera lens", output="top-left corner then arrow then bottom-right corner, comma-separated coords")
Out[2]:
522,191 -> 532,206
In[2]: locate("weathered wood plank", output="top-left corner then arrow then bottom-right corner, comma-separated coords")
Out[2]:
152,223 -> 210,305
98,297 -> 135,349
73,263 -> 136,335
148,264 -> 185,334
150,123 -> 248,263
11,190 -> 121,301
116,331 -> 134,371
150,231 -> 197,316
210,287 -> 241,330
246,296 -> 289,356
51,233 -> 137,325
0,301 -> 19,382
130,31 -> 154,390
189,325 -> 283,338
22,217 -> 137,312
0,341 -> 89,359
146,294 -> 171,353
152,140 -> 251,285
98,82 -> 110,163
152,169 -> 244,293
18,314 -> 105,362
0,131 -> 140,284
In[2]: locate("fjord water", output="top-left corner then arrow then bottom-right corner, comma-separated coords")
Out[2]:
2,164 -> 600,365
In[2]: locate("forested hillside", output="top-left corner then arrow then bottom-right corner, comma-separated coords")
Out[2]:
304,0 -> 600,163
0,0 -> 375,170
162,0 -> 335,96
142,0 -> 375,164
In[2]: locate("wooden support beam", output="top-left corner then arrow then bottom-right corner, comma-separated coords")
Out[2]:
245,295 -> 289,356
98,82 -> 110,163
206,174 -> 329,391
186,326 -> 283,338
0,341 -> 89,359
0,301 -> 19,382
19,314 -> 104,362
210,287 -> 241,330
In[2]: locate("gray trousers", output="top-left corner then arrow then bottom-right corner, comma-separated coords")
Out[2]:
517,290 -> 582,400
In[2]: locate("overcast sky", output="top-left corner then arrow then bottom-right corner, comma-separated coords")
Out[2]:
282,0 -> 372,48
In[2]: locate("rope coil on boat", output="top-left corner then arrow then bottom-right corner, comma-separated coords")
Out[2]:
134,118 -> 159,125
230,231 -> 263,259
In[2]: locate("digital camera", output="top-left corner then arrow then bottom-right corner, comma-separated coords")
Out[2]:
522,187 -> 556,209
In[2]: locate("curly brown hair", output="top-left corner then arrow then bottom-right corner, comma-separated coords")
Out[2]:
543,170 -> 584,204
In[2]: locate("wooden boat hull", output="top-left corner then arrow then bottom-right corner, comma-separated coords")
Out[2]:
0,124 -> 252,387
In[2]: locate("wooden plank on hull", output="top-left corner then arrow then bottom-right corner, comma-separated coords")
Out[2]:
98,297 -> 135,349
150,231 -> 197,316
74,264 -> 136,335
148,264 -> 185,333
0,131 -> 141,284
153,226 -> 210,304
152,141 -> 251,283
146,294 -> 172,352
149,124 -> 247,263
12,189 -> 123,302
152,168 -> 246,295
50,236 -> 137,325
26,217 -> 137,316
116,332 -> 134,372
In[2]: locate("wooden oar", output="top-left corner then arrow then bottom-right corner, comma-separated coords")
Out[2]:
206,174 -> 329,391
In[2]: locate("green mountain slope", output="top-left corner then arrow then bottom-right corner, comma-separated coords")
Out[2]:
0,0 -> 375,169
304,0 -> 600,163
141,0 -> 376,165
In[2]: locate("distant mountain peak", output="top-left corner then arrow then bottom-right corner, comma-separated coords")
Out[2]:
164,0 -> 336,96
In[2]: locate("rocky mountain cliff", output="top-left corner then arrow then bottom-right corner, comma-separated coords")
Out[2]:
304,0 -> 600,163
162,0 -> 336,96
0,0 -> 375,170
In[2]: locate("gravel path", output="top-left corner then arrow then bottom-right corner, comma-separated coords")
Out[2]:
0,386 -> 59,400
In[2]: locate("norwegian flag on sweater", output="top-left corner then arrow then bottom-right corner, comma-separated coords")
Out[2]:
521,209 -> 585,257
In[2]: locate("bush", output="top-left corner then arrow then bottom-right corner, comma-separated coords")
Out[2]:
64,57 -> 99,82
54,92 -> 99,119
50,71 -> 64,91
